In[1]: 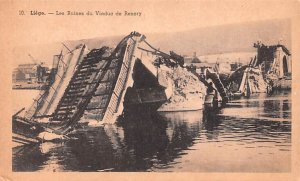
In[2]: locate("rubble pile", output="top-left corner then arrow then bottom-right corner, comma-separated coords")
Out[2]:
246,68 -> 267,93
266,72 -> 291,89
158,67 -> 206,111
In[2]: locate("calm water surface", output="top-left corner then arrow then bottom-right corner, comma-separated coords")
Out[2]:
13,90 -> 291,172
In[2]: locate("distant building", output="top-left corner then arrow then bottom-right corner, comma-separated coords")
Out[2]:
12,63 -> 49,83
184,52 -> 226,74
230,62 -> 243,71
185,62 -> 216,74
184,52 -> 201,64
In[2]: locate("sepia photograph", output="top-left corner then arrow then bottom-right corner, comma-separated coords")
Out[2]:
1,0 -> 300,180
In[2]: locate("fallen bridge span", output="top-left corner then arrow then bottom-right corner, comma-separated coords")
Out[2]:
20,32 -> 178,135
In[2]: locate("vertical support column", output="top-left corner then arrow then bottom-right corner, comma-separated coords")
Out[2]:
288,56 -> 292,74
278,48 -> 284,78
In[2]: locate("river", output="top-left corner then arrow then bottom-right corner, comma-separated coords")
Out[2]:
12,90 -> 291,172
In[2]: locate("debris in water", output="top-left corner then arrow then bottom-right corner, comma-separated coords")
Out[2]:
158,67 -> 206,111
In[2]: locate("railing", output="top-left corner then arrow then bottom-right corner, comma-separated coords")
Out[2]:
23,51 -> 74,120
24,89 -> 47,121
102,36 -> 138,122
41,52 -> 74,115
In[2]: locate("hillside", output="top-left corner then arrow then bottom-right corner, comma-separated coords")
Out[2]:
12,19 -> 291,67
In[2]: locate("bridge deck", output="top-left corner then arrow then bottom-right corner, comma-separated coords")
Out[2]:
24,33 -> 173,135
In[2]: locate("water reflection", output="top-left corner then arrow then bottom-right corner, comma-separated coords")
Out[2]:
13,111 -> 203,171
13,91 -> 291,172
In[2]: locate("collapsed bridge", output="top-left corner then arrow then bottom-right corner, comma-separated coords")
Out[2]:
21,32 -> 176,135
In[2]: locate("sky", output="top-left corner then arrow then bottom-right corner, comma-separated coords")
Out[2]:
1,0 -> 299,68
3,0 -> 299,45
